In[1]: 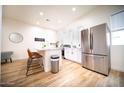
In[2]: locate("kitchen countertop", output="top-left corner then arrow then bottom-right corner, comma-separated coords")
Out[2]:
64,47 -> 82,50
36,47 -> 62,51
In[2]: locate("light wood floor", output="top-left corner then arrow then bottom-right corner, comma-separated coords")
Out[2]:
1,59 -> 124,87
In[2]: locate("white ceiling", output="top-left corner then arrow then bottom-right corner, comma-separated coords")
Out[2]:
3,5 -> 97,31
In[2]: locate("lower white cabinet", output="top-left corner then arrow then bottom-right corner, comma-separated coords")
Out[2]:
64,48 -> 72,60
64,48 -> 82,64
76,48 -> 82,63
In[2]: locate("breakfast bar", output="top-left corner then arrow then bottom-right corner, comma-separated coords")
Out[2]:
37,48 -> 62,72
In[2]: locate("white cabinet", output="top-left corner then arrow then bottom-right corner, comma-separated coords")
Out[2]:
57,27 -> 82,64
59,30 -> 72,45
64,47 -> 72,59
76,48 -> 82,63
56,31 -> 64,45
62,31 -> 67,44
57,27 -> 81,48
64,47 -> 69,59
72,48 -> 81,64
71,28 -> 81,48
64,48 -> 82,64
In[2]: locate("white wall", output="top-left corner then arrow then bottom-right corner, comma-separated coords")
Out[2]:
58,6 -> 124,72
111,46 -> 124,71
2,18 -> 57,60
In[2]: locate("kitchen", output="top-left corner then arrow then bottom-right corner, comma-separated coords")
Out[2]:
1,5 -> 124,87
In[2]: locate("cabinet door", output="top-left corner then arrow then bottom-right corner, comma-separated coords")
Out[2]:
72,30 -> 76,46
71,48 -> 76,62
64,48 -> 72,60
63,31 -> 68,44
57,31 -> 64,44
67,48 -> 72,60
64,48 -> 69,59
72,28 -> 81,48
70,48 -> 81,63
76,49 -> 81,63
68,31 -> 73,45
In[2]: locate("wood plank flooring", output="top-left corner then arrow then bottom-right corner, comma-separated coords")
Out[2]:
1,59 -> 124,87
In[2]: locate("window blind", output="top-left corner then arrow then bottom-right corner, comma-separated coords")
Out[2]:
111,10 -> 124,31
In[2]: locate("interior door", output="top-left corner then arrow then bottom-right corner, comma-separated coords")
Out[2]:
81,29 -> 91,53
90,23 -> 108,55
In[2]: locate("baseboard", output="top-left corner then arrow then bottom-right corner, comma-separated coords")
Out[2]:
111,69 -> 124,73
12,58 -> 27,62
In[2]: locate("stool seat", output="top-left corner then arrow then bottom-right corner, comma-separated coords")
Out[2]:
31,52 -> 42,59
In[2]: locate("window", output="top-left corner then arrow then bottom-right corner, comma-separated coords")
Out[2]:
111,10 -> 124,31
111,10 -> 124,45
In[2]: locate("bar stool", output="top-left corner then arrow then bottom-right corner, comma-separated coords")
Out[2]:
26,49 -> 44,76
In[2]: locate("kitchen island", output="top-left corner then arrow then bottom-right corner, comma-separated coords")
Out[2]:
37,48 -> 62,72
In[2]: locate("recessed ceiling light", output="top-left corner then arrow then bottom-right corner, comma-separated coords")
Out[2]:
58,20 -> 62,23
36,21 -> 40,25
40,12 -> 44,16
72,7 -> 76,12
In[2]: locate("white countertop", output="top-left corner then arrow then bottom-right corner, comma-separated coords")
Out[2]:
36,47 -> 62,51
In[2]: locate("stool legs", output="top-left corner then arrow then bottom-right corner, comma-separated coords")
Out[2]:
39,57 -> 44,71
26,57 -> 44,76
41,57 -> 44,71
26,58 -> 32,76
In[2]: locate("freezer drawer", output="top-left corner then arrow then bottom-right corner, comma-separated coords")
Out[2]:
82,54 -> 94,70
82,53 -> 109,75
93,55 -> 109,75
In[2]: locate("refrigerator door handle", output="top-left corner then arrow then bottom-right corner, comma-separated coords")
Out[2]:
90,31 -> 92,49
90,30 -> 93,50
91,32 -> 93,49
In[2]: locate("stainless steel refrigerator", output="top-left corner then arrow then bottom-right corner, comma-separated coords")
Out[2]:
81,23 -> 111,75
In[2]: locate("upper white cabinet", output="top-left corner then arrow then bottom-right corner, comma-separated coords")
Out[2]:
57,30 -> 69,45
72,28 -> 81,48
57,27 -> 81,47
66,30 -> 73,45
